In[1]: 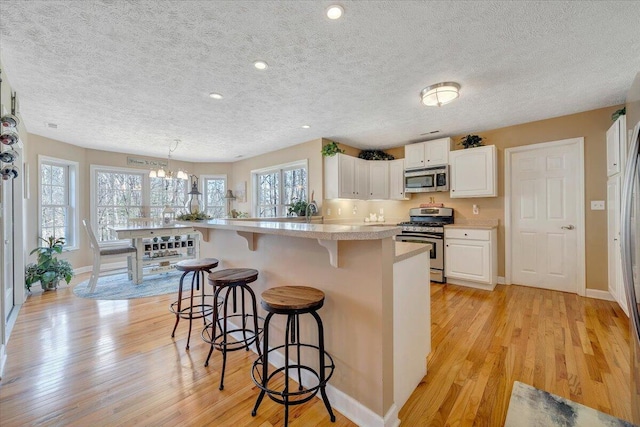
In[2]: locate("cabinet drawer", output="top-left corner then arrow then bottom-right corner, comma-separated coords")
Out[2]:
445,228 -> 490,240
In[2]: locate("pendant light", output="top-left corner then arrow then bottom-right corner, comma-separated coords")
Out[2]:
149,139 -> 188,180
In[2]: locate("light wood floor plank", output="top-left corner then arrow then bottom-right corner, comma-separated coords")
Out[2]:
0,277 -> 632,426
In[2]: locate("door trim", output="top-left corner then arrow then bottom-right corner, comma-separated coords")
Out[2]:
504,137 -> 586,296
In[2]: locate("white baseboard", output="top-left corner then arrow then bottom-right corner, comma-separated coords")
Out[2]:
497,276 -> 506,285
446,277 -> 497,291
227,324 -> 396,426
585,289 -> 615,301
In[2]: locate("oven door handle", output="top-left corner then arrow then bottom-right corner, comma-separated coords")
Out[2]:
397,234 -> 443,241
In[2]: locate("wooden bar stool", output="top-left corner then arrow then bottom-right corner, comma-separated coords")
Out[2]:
202,268 -> 263,390
251,286 -> 336,426
170,258 -> 220,350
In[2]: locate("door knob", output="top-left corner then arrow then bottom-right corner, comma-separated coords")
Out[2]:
561,225 -> 575,230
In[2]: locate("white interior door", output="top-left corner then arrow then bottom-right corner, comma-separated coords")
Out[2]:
509,139 -> 583,293
3,177 -> 14,320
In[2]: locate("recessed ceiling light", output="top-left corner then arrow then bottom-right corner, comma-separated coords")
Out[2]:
301,125 -> 310,129
326,5 -> 344,19
209,92 -> 223,100
254,60 -> 268,70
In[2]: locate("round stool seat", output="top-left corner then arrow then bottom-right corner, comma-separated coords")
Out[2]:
208,268 -> 258,285
176,257 -> 219,272
261,286 -> 325,312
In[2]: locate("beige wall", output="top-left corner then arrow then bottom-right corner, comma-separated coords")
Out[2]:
324,105 -> 624,291
25,105 -> 621,291
230,138 -> 324,215
25,134 -> 232,268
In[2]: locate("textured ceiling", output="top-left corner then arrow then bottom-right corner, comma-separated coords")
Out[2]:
0,1 -> 639,162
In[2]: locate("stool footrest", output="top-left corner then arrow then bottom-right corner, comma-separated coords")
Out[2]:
169,296 -> 223,319
201,314 -> 264,352
251,343 -> 335,407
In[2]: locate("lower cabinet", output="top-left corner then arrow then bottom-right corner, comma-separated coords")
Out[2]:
445,227 -> 497,290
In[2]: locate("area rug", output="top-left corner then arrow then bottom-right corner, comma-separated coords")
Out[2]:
73,271 -> 183,300
505,381 -> 634,427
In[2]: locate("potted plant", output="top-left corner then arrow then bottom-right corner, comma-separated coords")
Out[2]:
459,134 -> 484,149
176,211 -> 212,221
287,199 -> 309,217
25,236 -> 74,291
321,141 -> 344,157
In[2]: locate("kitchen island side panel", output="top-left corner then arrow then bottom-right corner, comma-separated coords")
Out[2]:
198,228 -> 393,417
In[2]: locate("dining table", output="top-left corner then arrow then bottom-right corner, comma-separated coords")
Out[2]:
110,223 -> 199,284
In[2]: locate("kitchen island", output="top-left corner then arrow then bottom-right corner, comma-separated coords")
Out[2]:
182,219 -> 430,427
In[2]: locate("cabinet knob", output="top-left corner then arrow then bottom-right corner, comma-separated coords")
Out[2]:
464,233 -> 468,236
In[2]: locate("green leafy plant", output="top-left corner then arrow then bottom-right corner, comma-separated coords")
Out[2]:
287,198 -> 309,216
459,134 -> 484,149
358,150 -> 395,161
176,211 -> 212,221
321,141 -> 344,157
612,107 -> 626,121
25,236 -> 74,291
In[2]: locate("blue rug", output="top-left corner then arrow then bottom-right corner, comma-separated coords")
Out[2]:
73,271 -> 183,300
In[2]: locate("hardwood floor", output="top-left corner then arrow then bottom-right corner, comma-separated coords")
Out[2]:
0,276 -> 632,426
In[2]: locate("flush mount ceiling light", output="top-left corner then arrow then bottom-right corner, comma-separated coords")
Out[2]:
253,60 -> 268,70
420,82 -> 461,107
209,92 -> 223,99
326,4 -> 344,19
149,139 -> 188,180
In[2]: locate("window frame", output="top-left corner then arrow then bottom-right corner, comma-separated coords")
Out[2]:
90,164 -> 189,243
251,159 -> 308,218
201,174 -> 227,218
38,155 -> 79,250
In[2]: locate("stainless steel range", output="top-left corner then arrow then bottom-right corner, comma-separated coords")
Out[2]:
396,207 -> 454,283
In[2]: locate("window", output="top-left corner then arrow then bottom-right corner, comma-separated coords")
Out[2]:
202,175 -> 227,218
91,166 -> 189,242
39,156 -> 79,249
253,160 -> 307,217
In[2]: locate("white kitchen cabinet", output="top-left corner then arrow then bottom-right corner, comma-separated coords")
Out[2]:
404,137 -> 450,169
607,175 -> 629,316
449,145 -> 497,198
355,157 -> 369,199
389,159 -> 410,200
368,161 -> 389,199
606,115 -> 627,177
445,227 -> 498,290
324,153 -> 369,199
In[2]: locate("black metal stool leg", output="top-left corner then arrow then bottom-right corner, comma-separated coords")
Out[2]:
252,312 -> 272,416
171,271 -> 189,338
218,285 -> 233,390
185,271 -> 197,350
204,284 -> 224,367
312,310 -> 336,422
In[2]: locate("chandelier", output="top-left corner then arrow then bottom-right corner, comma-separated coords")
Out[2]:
149,139 -> 188,180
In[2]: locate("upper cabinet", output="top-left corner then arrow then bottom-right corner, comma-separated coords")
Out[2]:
324,154 -> 369,199
449,145 -> 498,198
606,115 -> 627,177
389,159 -> 409,200
404,138 -> 451,169
369,161 -> 389,199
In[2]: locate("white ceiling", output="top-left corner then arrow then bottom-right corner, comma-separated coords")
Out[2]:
1,1 -> 639,162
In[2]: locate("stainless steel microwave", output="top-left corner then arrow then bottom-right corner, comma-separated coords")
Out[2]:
404,166 -> 449,193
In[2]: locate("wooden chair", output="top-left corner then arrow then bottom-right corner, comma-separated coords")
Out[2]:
82,219 -> 137,292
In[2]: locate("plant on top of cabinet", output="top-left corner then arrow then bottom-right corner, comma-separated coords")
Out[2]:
358,149 -> 395,161
459,134 -> 484,149
321,141 -> 344,157
611,107 -> 625,121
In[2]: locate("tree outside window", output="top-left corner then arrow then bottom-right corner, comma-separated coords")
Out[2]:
202,176 -> 226,218
254,161 -> 307,217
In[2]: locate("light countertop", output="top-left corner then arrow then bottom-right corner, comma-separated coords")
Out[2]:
395,241 -> 431,263
445,224 -> 498,230
178,219 -> 401,241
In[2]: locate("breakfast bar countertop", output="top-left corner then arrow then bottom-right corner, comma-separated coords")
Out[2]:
178,219 -> 401,240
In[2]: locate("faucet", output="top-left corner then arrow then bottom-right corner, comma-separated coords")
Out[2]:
305,201 -> 318,223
